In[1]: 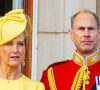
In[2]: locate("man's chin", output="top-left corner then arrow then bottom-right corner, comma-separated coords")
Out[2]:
81,48 -> 95,54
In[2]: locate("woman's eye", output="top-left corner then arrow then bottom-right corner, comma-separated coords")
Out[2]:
18,43 -> 24,46
5,42 -> 12,45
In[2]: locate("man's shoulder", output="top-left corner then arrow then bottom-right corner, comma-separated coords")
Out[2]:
47,59 -> 72,70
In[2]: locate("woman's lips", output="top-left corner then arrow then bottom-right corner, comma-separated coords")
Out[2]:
10,56 -> 19,59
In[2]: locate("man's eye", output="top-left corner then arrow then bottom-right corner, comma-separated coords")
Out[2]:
88,27 -> 94,30
79,27 -> 84,30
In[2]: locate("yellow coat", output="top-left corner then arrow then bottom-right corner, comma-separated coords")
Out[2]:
0,75 -> 45,90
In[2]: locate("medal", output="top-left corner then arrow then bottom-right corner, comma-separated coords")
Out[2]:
96,76 -> 100,90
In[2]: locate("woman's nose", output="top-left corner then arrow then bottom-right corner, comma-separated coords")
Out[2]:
12,44 -> 18,53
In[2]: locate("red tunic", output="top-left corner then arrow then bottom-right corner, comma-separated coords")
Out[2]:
41,60 -> 100,90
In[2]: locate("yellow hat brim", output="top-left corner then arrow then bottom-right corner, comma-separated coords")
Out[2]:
0,9 -> 27,45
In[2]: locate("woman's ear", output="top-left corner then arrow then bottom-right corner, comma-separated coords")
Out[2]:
0,47 -> 1,55
68,28 -> 74,41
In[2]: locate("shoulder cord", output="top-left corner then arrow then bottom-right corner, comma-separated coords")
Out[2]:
48,67 -> 57,90
71,65 -> 90,90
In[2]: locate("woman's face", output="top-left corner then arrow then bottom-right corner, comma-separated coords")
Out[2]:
0,34 -> 25,67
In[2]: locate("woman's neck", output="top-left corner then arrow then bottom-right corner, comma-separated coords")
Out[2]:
0,64 -> 22,80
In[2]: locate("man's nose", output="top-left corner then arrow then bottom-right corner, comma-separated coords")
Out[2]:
84,29 -> 90,36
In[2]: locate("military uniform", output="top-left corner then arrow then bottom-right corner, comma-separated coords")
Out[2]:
41,51 -> 100,90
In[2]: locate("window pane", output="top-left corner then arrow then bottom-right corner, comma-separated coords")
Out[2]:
12,0 -> 23,9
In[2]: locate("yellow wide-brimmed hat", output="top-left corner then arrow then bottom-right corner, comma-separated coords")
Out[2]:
0,9 -> 27,45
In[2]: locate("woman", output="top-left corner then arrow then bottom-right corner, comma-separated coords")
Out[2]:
0,9 -> 45,90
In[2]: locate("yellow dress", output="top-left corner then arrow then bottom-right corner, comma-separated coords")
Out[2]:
0,75 -> 45,90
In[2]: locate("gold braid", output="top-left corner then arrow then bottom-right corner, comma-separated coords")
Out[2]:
48,67 -> 57,90
71,65 -> 90,90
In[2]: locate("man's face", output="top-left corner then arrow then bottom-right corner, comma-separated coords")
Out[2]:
69,12 -> 100,57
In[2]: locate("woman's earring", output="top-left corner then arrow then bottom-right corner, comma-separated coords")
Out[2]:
22,60 -> 25,66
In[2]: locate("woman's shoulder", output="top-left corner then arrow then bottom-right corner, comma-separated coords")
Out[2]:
21,75 -> 45,89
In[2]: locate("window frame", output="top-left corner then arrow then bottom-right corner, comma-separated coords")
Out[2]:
22,0 -> 33,78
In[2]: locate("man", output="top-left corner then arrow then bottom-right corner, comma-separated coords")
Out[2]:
40,10 -> 100,90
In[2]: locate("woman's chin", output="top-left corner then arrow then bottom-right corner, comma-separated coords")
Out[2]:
8,63 -> 20,67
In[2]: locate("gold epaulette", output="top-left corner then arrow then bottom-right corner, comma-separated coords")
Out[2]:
47,60 -> 69,90
47,60 -> 69,70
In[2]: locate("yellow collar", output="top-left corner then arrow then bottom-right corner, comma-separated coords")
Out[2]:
73,51 -> 100,66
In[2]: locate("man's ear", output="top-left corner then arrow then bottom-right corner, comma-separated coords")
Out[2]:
68,29 -> 74,41
98,28 -> 100,41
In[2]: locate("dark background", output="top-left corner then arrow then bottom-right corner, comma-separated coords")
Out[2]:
0,0 -> 12,16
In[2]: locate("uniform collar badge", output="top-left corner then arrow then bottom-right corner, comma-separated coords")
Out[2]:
73,50 -> 100,66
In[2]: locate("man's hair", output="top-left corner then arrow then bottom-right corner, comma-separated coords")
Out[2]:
71,10 -> 100,29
